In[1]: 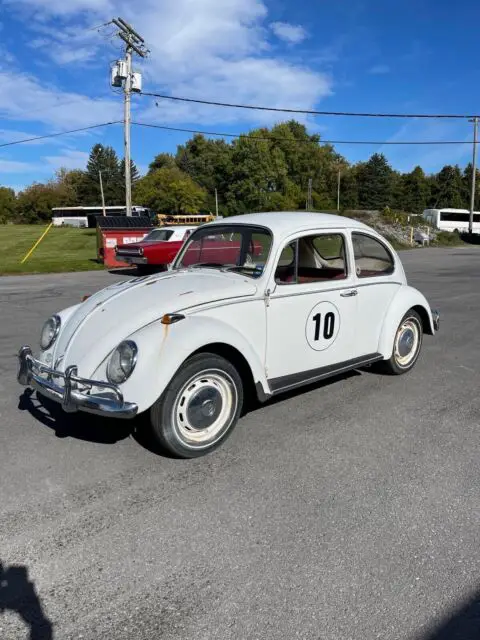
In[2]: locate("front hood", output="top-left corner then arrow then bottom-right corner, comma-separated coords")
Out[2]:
53,270 -> 257,375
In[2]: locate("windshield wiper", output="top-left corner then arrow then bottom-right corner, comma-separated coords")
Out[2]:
189,262 -> 225,269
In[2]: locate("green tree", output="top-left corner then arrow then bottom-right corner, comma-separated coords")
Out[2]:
462,163 -> 480,209
79,144 -> 123,205
54,168 -> 86,205
433,164 -> 465,209
133,167 -> 207,213
0,186 -> 17,223
16,182 -> 71,224
175,135 -> 233,214
268,121 -> 343,208
224,130 -> 291,215
119,158 -> 140,185
338,168 -> 358,210
397,166 -> 429,213
356,153 -> 395,209
149,152 -> 177,173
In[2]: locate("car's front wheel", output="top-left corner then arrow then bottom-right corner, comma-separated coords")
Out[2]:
149,353 -> 243,458
380,309 -> 423,375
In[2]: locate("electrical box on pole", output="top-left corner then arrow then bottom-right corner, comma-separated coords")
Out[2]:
131,72 -> 142,93
111,60 -> 128,86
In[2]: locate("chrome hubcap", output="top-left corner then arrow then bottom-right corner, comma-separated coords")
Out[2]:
394,319 -> 420,367
173,370 -> 237,447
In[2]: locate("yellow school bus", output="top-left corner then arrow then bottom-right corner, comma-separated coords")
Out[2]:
156,213 -> 215,226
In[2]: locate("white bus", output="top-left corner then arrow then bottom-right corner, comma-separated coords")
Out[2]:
422,208 -> 480,233
52,206 -> 153,228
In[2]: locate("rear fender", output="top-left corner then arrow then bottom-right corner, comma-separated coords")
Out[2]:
378,286 -> 435,358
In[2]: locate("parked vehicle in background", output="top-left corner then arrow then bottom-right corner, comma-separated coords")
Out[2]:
18,211 -> 439,459
115,225 -> 196,273
422,208 -> 480,233
115,224 -> 264,273
52,206 -> 154,228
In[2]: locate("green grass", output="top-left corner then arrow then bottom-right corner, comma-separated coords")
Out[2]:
0,225 -> 104,275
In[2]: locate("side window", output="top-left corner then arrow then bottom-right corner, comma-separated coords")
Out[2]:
352,233 -> 394,278
275,234 -> 347,285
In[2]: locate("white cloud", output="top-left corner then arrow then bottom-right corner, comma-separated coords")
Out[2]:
0,70 -> 122,128
0,128 -> 55,145
5,0 -> 113,16
270,21 -> 307,45
368,64 -> 390,75
0,158 -> 39,173
43,149 -> 90,170
8,0 -> 331,129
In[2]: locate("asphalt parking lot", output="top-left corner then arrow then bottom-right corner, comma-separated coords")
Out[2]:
1,247 -> 480,640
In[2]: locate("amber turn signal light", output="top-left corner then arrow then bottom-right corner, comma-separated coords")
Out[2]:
161,313 -> 185,325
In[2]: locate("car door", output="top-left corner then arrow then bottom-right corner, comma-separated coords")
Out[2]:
265,230 -> 359,392
349,231 -> 403,358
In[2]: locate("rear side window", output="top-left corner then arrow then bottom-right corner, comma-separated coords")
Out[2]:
352,233 -> 394,278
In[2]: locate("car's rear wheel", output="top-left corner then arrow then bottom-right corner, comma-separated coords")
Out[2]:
149,353 -> 243,458
380,309 -> 423,375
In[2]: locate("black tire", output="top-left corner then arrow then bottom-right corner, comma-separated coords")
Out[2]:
149,353 -> 243,458
379,309 -> 423,375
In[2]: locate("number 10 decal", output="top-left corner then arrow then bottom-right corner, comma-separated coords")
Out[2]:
312,311 -> 335,341
306,302 -> 340,351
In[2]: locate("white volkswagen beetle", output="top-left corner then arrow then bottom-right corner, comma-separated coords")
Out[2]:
18,212 -> 439,458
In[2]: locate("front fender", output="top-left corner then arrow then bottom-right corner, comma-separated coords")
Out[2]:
101,315 -> 268,414
378,285 -> 435,358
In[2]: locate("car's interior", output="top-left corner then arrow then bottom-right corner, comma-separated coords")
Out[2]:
275,234 -> 347,284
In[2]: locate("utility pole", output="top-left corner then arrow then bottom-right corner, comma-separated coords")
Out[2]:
469,116 -> 478,235
337,168 -> 341,211
215,188 -> 219,217
124,46 -> 132,217
99,170 -> 106,216
111,18 -> 148,216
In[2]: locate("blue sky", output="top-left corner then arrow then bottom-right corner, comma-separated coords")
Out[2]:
0,0 -> 479,192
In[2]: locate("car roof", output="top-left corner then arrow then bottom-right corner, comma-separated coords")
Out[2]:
205,211 -> 372,235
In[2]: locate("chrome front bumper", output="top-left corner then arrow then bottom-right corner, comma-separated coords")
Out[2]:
17,346 -> 138,419
432,309 -> 440,332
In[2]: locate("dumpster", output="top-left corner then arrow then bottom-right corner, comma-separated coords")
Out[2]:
96,216 -> 154,268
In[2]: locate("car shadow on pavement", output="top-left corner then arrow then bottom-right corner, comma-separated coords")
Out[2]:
18,389 -> 132,445
17,389 -> 179,458
0,560 -> 53,640
416,588 -> 480,640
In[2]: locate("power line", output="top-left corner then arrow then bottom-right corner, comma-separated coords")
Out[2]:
139,92 -> 478,120
0,121 -> 121,148
132,121 -> 475,145
86,20 -> 114,32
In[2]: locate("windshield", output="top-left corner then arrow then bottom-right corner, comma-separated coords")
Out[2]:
173,224 -> 273,278
145,229 -> 174,242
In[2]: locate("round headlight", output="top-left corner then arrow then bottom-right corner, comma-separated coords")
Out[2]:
107,340 -> 138,384
40,315 -> 61,350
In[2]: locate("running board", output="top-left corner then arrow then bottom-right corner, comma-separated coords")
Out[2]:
267,353 -> 383,396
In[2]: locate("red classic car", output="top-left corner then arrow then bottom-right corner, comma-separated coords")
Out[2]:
116,225 -> 264,273
115,226 -> 196,272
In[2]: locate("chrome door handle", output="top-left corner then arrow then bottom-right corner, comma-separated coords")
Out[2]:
340,289 -> 358,297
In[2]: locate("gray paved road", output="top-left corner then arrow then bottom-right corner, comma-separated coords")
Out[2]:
1,249 -> 480,640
